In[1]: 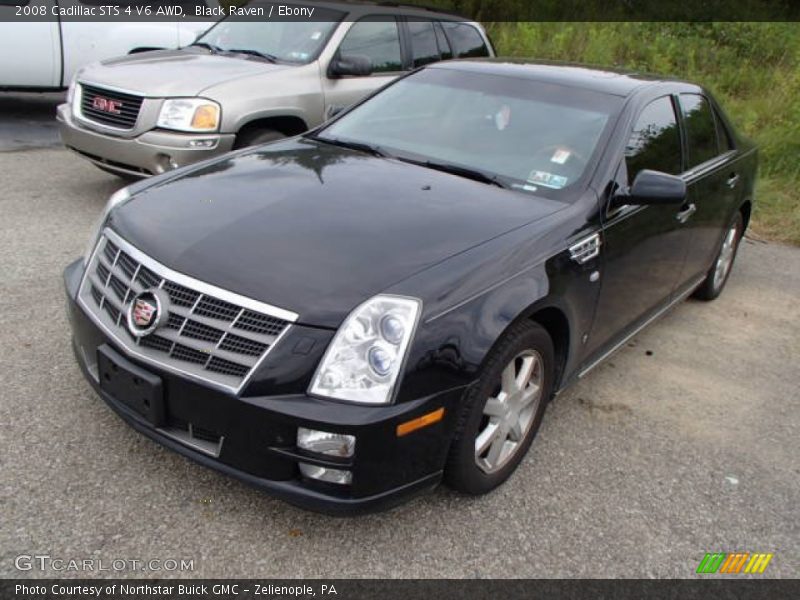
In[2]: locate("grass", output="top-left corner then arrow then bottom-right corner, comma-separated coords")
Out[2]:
485,22 -> 800,245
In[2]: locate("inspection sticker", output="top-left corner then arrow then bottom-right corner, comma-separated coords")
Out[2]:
528,170 -> 568,189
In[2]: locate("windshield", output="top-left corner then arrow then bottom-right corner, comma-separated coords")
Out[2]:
317,67 -> 623,196
196,8 -> 344,64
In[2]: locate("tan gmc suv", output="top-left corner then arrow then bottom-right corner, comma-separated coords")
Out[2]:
57,0 -> 493,178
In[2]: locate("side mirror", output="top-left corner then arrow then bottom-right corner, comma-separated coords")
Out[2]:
613,170 -> 687,208
328,54 -> 373,78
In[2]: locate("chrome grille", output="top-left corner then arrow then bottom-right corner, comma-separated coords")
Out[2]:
79,84 -> 143,130
78,229 -> 297,392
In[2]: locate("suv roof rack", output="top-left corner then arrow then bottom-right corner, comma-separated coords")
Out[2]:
375,1 -> 466,18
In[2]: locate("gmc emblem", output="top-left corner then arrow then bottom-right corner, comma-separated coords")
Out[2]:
92,96 -> 122,115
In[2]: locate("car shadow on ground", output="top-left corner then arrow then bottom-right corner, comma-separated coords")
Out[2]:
0,91 -> 65,151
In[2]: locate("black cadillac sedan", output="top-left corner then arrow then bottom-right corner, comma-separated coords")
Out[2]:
64,60 -> 757,514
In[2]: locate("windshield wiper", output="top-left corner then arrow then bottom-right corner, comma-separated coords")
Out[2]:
189,42 -> 221,54
311,136 -> 388,158
225,48 -> 279,63
398,157 -> 506,188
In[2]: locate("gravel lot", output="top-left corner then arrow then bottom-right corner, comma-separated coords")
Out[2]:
0,117 -> 798,578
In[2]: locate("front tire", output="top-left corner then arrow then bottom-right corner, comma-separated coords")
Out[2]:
234,128 -> 286,149
445,321 -> 554,495
693,212 -> 743,301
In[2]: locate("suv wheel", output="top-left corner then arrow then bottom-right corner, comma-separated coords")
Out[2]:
234,128 -> 286,149
445,321 -> 553,495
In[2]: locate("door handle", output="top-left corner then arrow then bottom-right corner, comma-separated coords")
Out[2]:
676,203 -> 697,224
726,173 -> 740,188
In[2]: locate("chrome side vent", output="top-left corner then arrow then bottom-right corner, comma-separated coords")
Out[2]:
569,233 -> 601,264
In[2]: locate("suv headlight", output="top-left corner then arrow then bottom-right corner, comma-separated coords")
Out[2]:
309,295 -> 421,405
157,98 -> 220,132
82,187 -> 131,265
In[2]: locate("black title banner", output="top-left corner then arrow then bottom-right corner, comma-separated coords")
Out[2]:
3,579 -> 800,600
2,0 -> 800,22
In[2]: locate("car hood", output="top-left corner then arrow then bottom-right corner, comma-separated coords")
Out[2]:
110,139 -> 566,328
82,48 -> 290,97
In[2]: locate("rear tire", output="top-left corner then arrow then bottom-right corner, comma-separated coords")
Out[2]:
445,321 -> 554,495
234,128 -> 286,149
693,212 -> 743,301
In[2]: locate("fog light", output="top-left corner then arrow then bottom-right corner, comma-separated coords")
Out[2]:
155,154 -> 180,173
188,138 -> 216,148
299,463 -> 352,485
297,427 -> 355,458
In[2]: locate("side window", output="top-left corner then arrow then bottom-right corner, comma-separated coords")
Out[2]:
433,22 -> 453,60
625,96 -> 683,185
679,93 -> 720,168
713,108 -> 736,153
441,22 -> 489,58
408,20 -> 440,68
338,17 -> 403,74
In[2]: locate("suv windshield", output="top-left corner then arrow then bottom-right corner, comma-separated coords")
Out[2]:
317,66 -> 623,196
196,8 -> 344,64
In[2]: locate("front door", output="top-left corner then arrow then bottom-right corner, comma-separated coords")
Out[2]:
320,16 -> 405,120
585,95 -> 692,358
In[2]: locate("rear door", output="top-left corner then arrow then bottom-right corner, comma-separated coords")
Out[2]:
676,93 -> 741,284
585,95 -> 691,358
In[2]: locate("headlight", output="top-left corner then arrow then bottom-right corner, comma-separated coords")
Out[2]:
157,98 -> 220,132
82,187 -> 131,265
66,69 -> 84,105
70,82 -> 83,120
309,295 -> 421,405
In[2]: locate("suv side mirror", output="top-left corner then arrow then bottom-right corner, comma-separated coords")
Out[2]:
613,169 -> 687,208
328,54 -> 373,78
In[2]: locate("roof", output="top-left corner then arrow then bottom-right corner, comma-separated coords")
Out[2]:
429,59 -> 690,97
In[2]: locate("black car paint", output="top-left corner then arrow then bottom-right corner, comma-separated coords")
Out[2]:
65,61 -> 757,513
108,140 -> 567,330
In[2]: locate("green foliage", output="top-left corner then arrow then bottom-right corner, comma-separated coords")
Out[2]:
486,22 -> 800,244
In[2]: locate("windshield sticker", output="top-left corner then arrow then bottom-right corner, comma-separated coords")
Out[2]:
311,31 -> 323,40
551,149 -> 571,164
528,170 -> 568,189
511,182 -> 539,193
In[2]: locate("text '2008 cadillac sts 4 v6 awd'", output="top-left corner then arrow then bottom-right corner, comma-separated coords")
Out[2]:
64,60 -> 757,514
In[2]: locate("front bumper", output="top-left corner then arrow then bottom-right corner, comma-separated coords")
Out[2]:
57,104 -> 236,178
64,260 -> 463,515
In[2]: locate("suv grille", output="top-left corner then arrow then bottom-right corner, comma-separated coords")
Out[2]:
78,230 -> 297,392
80,84 -> 143,130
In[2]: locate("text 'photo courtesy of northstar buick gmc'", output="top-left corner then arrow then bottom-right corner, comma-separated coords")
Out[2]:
56,0 -> 493,178
64,60 -> 757,514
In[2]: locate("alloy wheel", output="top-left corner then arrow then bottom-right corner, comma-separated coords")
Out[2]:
475,349 -> 544,474
713,222 -> 739,290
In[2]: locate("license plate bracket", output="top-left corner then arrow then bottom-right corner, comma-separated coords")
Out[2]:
98,345 -> 165,427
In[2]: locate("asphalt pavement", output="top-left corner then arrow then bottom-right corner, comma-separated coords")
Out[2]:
0,92 -> 64,151
0,115 -> 798,578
